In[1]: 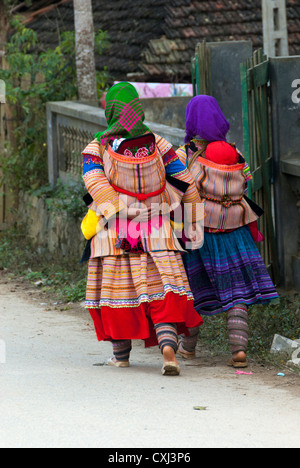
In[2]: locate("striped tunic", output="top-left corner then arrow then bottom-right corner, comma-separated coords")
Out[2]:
83,135 -> 204,258
176,141 -> 258,230
86,251 -> 195,309
177,139 -> 279,315
82,134 -> 203,310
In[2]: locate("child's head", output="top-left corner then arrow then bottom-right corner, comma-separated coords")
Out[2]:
206,141 -> 239,166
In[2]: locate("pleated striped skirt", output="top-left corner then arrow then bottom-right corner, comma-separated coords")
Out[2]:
86,251 -> 203,346
183,226 -> 279,316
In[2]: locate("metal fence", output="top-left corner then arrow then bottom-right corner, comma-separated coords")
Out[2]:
47,101 -> 186,186
191,41 -> 280,285
47,102 -> 106,185
240,49 -> 280,285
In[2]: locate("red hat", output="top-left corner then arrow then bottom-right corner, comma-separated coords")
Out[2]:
206,141 -> 239,165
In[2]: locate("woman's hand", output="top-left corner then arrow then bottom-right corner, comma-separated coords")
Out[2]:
186,223 -> 204,249
119,204 -> 150,222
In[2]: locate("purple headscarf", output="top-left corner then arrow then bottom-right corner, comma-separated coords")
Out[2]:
184,95 -> 230,144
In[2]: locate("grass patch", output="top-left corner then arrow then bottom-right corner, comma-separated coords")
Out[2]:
1,226 -> 300,366
198,296 -> 300,365
0,227 -> 87,303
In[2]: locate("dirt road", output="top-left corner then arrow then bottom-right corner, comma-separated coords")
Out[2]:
1,273 -> 300,449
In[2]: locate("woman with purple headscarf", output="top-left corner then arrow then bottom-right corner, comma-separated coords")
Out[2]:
176,95 -> 278,368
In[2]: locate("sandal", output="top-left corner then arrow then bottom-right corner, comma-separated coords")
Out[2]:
227,358 -> 248,369
177,348 -> 196,360
107,358 -> 130,368
162,362 -> 180,376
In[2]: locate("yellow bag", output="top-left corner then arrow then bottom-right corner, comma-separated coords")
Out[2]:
81,209 -> 101,240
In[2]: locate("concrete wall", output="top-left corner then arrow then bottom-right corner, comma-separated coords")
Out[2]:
26,59 -> 300,291
141,97 -> 192,129
270,56 -> 300,289
47,101 -> 187,186
194,41 -> 253,153
18,191 -> 85,260
24,101 -> 190,259
206,41 -> 253,152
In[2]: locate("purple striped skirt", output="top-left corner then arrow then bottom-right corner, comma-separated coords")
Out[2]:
183,226 -> 279,316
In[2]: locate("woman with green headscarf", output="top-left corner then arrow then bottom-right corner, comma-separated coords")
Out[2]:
81,82 -> 204,376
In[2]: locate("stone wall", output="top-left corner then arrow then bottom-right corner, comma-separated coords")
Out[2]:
47,100 -> 186,186
270,57 -> 300,290
142,97 -> 192,129
19,101 -> 189,260
18,192 -> 85,260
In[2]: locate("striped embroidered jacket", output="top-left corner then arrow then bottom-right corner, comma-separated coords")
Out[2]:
176,140 -> 259,231
82,134 -> 204,258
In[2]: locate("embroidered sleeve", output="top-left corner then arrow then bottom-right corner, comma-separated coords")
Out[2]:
243,161 -> 252,182
235,147 -> 252,182
243,162 -> 252,195
235,147 -> 252,194
82,141 -> 126,220
154,134 -> 172,155
83,154 -> 104,176
163,148 -> 179,167
165,155 -> 187,176
154,134 -> 179,167
176,146 -> 188,166
166,155 -> 203,222
83,167 -> 127,221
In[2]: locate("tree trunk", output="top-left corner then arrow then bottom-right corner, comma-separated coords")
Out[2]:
0,1 -> 9,48
0,0 -> 11,228
73,0 -> 98,104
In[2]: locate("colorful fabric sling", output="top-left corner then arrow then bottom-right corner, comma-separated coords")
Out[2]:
95,82 -> 151,145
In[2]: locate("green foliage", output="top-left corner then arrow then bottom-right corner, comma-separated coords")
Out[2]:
31,179 -> 88,218
0,22 -> 75,190
0,227 -> 87,303
0,19 -> 110,192
198,297 -> 300,360
1,226 -> 300,361
4,1 -> 33,9
248,298 -> 300,355
94,29 -> 111,95
22,268 -> 87,303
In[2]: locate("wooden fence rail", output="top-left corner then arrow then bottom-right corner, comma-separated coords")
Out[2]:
191,42 -> 280,285
240,49 -> 280,285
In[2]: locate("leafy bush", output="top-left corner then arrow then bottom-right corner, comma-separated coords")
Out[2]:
0,227 -> 87,303
1,226 -> 299,362
0,19 -> 109,192
198,297 -> 300,359
31,179 -> 88,218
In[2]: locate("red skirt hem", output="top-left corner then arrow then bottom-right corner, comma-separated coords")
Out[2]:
88,292 -> 203,348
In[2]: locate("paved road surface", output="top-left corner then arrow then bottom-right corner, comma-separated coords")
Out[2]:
0,279 -> 300,449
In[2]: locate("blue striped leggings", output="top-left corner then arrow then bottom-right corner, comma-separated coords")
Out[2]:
112,323 -> 178,361
180,304 -> 249,354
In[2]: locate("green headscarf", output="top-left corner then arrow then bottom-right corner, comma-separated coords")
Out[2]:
95,82 -> 151,145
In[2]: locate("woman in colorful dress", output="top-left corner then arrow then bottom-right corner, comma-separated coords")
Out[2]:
177,95 -> 279,368
81,82 -> 204,376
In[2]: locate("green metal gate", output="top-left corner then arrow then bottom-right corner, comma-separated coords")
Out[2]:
240,49 -> 280,285
191,41 -> 210,96
191,44 -> 280,285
